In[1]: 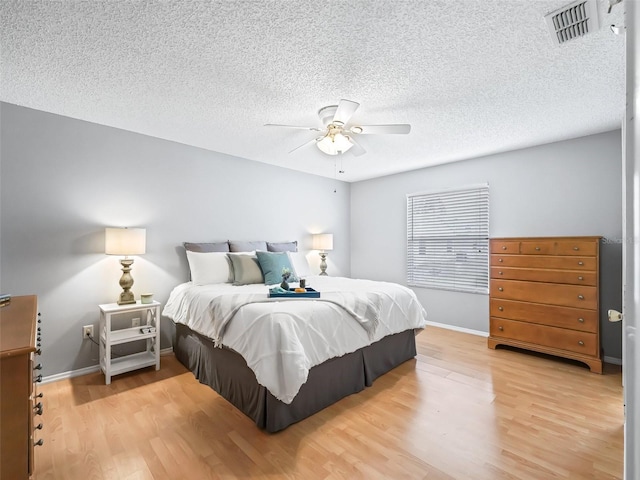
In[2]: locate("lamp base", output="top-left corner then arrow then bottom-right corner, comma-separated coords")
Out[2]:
319,252 -> 328,276
116,258 -> 137,305
117,291 -> 136,305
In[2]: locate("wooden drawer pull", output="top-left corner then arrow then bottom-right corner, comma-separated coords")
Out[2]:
578,340 -> 585,346
578,318 -> 585,323
578,295 -> 585,300
498,306 -> 504,311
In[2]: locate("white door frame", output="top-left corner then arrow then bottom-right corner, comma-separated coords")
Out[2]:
623,2 -> 639,478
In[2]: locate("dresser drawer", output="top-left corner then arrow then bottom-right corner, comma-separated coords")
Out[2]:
490,241 -> 520,254
490,318 -> 598,356
490,266 -> 597,286
491,279 -> 597,309
520,241 -> 555,255
490,299 -> 598,332
490,254 -> 597,271
555,240 -> 597,256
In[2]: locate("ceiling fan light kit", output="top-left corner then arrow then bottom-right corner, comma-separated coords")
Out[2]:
265,99 -> 411,158
317,131 -> 353,155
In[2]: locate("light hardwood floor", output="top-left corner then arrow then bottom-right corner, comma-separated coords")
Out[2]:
34,326 -> 623,479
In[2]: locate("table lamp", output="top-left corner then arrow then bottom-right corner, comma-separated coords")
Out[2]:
105,227 -> 146,305
312,233 -> 333,276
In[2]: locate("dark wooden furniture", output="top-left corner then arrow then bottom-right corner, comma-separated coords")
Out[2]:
488,237 -> 602,373
0,295 -> 42,479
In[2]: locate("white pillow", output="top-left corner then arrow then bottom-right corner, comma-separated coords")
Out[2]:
186,251 -> 232,285
288,251 -> 311,278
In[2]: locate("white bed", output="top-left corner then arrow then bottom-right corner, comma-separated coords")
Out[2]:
163,275 -> 427,404
163,242 -> 427,431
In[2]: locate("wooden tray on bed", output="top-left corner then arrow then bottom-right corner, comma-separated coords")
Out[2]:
268,287 -> 320,299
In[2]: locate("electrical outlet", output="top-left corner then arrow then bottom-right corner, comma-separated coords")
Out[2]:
132,318 -> 140,327
82,325 -> 94,339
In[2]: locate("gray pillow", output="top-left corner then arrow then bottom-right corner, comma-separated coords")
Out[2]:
184,241 -> 230,252
229,240 -> 268,252
267,241 -> 298,252
228,254 -> 264,285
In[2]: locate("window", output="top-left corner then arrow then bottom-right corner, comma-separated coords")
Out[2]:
407,184 -> 489,294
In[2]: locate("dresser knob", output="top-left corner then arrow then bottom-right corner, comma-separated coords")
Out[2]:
35,423 -> 43,430
578,261 -> 584,266
34,439 -> 44,447
498,306 -> 504,311
535,246 -> 540,251
498,258 -> 503,263
498,326 -> 504,331
498,271 -> 503,275
578,340 -> 585,346
578,318 -> 585,323
578,276 -> 584,281
502,246 -> 507,250
498,287 -> 503,291
578,295 -> 585,300
573,246 -> 579,251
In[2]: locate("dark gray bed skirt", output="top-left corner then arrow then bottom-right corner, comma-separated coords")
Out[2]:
173,322 -> 417,432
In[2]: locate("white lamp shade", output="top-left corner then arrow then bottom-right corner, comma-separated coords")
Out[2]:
312,233 -> 334,251
105,227 -> 146,255
316,133 -> 354,155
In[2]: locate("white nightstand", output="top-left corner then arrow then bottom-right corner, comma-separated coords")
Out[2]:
98,300 -> 161,384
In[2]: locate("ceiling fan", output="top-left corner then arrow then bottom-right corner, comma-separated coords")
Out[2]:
265,99 -> 411,157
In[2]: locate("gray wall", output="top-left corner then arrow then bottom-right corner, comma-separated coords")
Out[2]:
0,102 -> 351,377
351,130 -> 623,359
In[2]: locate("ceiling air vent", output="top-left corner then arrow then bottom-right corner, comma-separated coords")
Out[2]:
544,0 -> 599,45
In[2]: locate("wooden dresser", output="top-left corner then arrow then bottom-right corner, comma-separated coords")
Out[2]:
0,295 -> 42,479
488,237 -> 602,373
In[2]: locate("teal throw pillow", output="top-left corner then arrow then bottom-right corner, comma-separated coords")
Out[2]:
256,251 -> 298,285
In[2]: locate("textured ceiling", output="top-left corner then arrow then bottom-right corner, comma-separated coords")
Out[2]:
0,0 -> 625,182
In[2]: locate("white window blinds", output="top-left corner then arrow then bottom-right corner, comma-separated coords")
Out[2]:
407,184 -> 489,294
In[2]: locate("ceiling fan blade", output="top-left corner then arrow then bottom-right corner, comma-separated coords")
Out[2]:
332,99 -> 360,125
348,137 -> 366,157
265,123 -> 322,131
351,124 -> 411,135
288,137 -> 321,154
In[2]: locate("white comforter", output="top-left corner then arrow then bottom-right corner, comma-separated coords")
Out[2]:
163,276 -> 427,404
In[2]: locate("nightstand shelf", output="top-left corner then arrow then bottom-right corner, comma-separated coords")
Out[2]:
101,351 -> 157,377
101,326 -> 157,345
98,300 -> 161,384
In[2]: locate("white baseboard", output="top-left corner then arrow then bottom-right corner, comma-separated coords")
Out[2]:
604,355 -> 623,366
425,320 -> 489,338
41,347 -> 174,385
